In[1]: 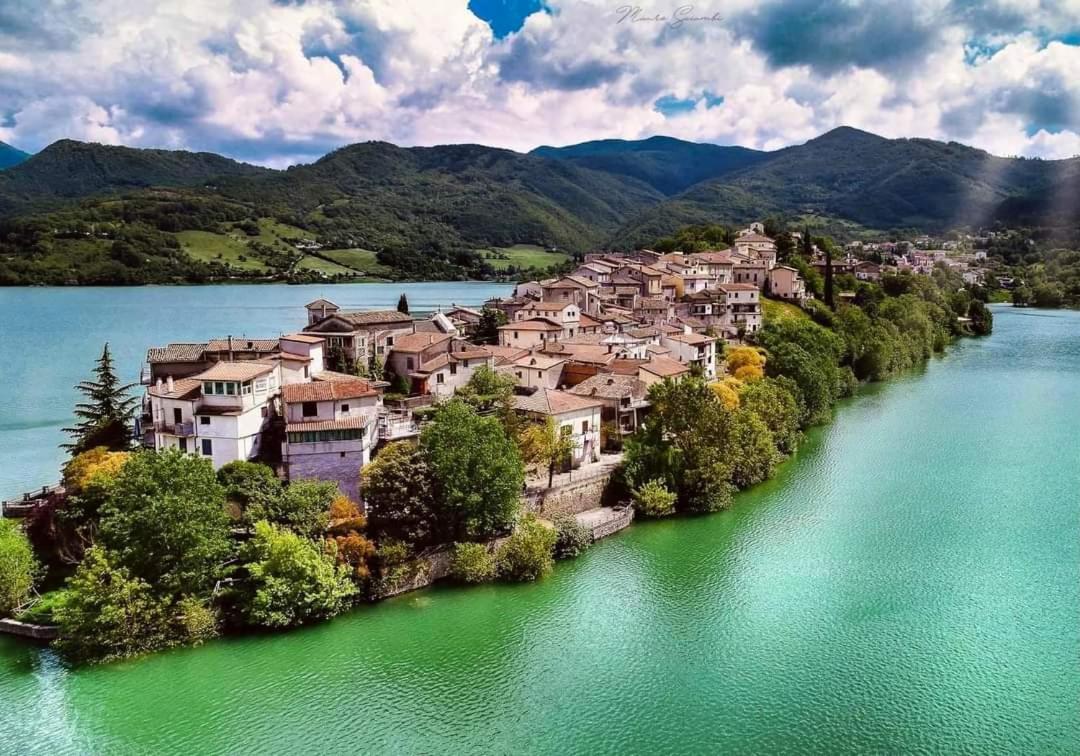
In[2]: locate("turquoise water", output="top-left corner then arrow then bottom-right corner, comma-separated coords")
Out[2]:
0,283 -> 511,500
1,306 -> 1078,754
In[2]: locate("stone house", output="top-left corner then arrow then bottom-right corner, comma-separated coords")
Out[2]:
661,330 -> 718,378
568,373 -> 650,436
513,389 -> 603,469
302,304 -> 415,367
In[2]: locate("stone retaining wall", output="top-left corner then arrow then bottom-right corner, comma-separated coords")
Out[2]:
525,470 -> 615,518
0,619 -> 59,641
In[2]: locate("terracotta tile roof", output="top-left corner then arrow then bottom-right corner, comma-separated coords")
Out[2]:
147,377 -> 203,399
640,356 -> 690,377
338,310 -> 414,326
645,344 -> 671,355
193,361 -> 276,381
392,332 -> 452,352
498,318 -> 563,331
736,232 -> 774,243
611,358 -> 648,375
627,327 -> 660,338
512,353 -> 567,371
484,345 -> 529,364
609,275 -> 641,286
544,275 -> 599,289
578,313 -> 602,328
304,298 -> 339,309
282,379 -> 377,403
569,374 -> 648,400
514,388 -> 603,415
452,347 -> 493,360
146,343 -> 207,363
664,332 -> 714,346
206,338 -> 279,353
690,251 -> 734,264
521,302 -> 573,312
637,298 -> 668,310
313,370 -> 365,383
286,416 -> 371,433
282,333 -> 325,344
414,353 -> 451,373
717,283 -> 761,292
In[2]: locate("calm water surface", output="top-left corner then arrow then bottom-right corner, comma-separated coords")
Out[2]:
1,306 -> 1078,754
0,282 -> 511,500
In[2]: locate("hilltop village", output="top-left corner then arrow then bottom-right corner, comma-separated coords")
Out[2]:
138,222 -> 987,503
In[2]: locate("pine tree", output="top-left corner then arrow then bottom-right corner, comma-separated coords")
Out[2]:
397,293 -> 409,314
824,244 -> 836,310
63,344 -> 137,454
801,226 -> 813,258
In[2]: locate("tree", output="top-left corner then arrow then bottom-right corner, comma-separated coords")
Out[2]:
631,479 -> 676,518
63,344 -> 137,454
251,480 -> 335,538
801,226 -> 813,258
100,449 -> 232,596
217,460 -> 282,524
519,417 -> 575,488
238,521 -> 356,628
725,346 -> 765,381
495,515 -> 556,582
449,542 -> 496,583
727,409 -> 781,488
397,292 -> 410,314
477,306 -> 508,345
552,514 -> 591,558
420,400 -> 524,541
54,547 -> 174,663
739,377 -> 801,455
824,243 -> 835,310
0,521 -> 37,616
967,300 -> 993,336
361,441 -> 438,548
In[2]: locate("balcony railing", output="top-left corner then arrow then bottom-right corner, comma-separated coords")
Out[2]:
378,414 -> 419,440
157,421 -> 195,437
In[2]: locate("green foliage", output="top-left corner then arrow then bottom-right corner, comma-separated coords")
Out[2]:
361,441 -> 438,548
631,479 -> 677,518
476,307 -> 509,344
449,542 -> 497,583
15,588 -> 68,624
420,400 -> 524,541
239,521 -> 356,628
217,460 -> 282,522
175,595 -> 220,645
727,409 -> 781,489
55,547 -> 175,663
495,516 -> 556,582
250,480 -> 335,539
62,344 -> 137,454
552,514 -> 592,558
100,449 -> 232,596
519,417 -> 575,488
0,521 -> 38,616
397,292 -> 410,314
967,300 -> 993,336
738,378 -> 801,455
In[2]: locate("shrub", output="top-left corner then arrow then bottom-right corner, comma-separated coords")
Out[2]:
0,520 -> 38,616
553,514 -> 591,558
175,596 -> 219,645
449,542 -> 496,583
495,516 -> 556,582
632,479 -> 676,518
16,589 -> 68,624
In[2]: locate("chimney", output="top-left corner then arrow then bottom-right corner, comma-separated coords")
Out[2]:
228,335 -> 234,362
156,377 -> 163,389
166,375 -> 174,392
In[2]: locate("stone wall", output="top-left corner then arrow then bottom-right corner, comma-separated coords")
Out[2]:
285,449 -> 364,502
524,469 -> 615,518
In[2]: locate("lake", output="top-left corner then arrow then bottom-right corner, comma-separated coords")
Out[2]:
0,282 -> 512,500
1,306 -> 1079,753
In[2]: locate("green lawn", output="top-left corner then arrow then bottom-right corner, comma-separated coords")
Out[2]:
175,230 -> 269,271
476,244 -> 568,271
762,296 -> 810,324
296,255 -> 357,275
319,248 -> 393,276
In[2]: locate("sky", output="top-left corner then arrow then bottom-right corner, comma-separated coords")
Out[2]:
2,0 -> 1079,167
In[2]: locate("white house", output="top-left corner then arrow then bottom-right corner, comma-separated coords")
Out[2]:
514,388 -> 603,469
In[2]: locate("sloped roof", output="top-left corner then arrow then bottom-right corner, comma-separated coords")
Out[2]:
392,331 -> 452,353
337,310 -> 414,326
286,416 -> 371,433
640,356 -> 691,377
282,333 -> 325,344
736,232 -> 774,243
569,374 -> 648,401
282,379 -> 377,403
147,377 -> 202,400
206,338 -> 279,353
193,361 -> 276,381
498,318 -> 563,331
514,388 -> 603,415
146,343 -> 208,363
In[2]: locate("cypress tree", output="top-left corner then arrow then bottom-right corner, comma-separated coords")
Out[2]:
824,244 -> 836,310
63,344 -> 137,454
397,293 -> 410,314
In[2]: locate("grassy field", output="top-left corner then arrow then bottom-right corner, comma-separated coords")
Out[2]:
175,230 -> 268,271
762,296 -> 810,323
296,255 -> 357,275
319,248 -> 393,276
476,244 -> 569,271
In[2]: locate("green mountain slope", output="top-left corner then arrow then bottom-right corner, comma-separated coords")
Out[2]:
0,140 -> 268,215
532,135 -> 769,195
608,127 -> 1080,247
0,141 -> 30,170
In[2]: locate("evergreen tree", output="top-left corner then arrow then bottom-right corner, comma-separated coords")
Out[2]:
801,226 -> 813,258
63,344 -> 137,454
397,293 -> 410,314
824,244 -> 836,310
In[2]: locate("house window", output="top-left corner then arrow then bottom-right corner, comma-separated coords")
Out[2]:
386,336 -> 394,347
582,420 -> 590,433
449,363 -> 457,376
513,332 -> 519,339
437,373 -> 445,384
201,439 -> 212,456
341,403 -> 350,414
225,382 -> 236,396
203,382 -> 215,395
516,371 -> 523,379
304,366 -> 310,379
241,381 -> 252,395
327,337 -> 344,347
199,416 -> 210,426
214,381 -> 225,394
302,401 -> 317,417
255,378 -> 268,392
407,357 -> 415,370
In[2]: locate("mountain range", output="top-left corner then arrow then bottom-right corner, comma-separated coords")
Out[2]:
0,141 -> 30,170
0,127 -> 1076,283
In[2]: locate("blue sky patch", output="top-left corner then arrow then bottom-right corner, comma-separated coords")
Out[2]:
469,0 -> 545,38
654,92 -> 724,117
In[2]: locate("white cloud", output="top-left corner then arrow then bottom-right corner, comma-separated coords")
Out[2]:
0,0 -> 1078,165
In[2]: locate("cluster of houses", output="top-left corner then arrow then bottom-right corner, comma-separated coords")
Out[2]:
843,239 -> 990,286
139,224 -> 808,505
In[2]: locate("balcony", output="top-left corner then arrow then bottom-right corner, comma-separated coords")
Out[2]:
378,413 -> 419,440
158,421 -> 195,437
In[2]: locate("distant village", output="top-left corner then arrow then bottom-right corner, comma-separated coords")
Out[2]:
136,222 -> 989,505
